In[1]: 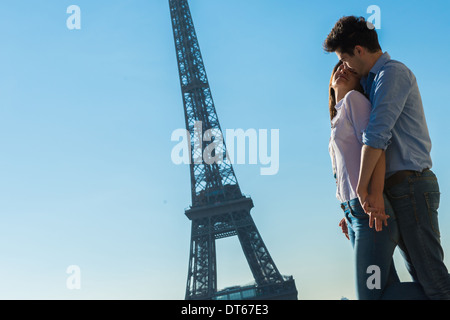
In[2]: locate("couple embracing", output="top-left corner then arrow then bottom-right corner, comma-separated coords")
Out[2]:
325,16 -> 450,300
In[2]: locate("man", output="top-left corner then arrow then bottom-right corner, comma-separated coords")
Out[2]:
323,15 -> 450,299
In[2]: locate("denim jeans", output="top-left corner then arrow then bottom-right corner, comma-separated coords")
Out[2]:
342,196 -> 428,300
385,169 -> 450,300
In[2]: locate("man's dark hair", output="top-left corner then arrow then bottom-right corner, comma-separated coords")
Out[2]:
323,16 -> 382,55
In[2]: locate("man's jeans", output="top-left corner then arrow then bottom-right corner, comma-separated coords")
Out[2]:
342,197 -> 428,299
385,169 -> 450,300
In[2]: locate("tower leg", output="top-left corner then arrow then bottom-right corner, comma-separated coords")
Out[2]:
233,210 -> 284,286
185,218 -> 217,300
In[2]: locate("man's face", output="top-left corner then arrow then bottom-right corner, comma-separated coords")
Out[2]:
335,49 -> 366,77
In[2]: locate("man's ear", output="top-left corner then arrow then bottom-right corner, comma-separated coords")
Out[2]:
354,45 -> 364,57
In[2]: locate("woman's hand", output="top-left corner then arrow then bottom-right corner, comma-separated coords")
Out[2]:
339,218 -> 350,240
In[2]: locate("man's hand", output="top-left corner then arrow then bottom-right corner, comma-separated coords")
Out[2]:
363,193 -> 390,232
365,208 -> 390,232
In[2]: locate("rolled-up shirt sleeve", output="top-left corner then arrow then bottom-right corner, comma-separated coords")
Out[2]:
362,64 -> 413,150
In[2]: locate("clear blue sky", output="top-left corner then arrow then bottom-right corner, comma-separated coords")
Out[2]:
0,0 -> 449,300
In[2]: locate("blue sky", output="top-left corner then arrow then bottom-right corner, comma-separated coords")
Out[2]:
0,0 -> 449,300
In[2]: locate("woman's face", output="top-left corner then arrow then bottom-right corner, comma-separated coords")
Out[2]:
331,63 -> 361,92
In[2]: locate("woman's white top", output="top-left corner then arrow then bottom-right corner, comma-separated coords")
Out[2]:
329,90 -> 371,203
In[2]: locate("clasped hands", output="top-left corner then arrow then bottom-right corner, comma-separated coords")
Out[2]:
358,191 -> 390,232
339,191 -> 390,240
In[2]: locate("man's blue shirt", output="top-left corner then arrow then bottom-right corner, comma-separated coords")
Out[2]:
360,52 -> 432,178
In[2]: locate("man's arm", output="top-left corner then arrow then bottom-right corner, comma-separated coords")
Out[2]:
363,149 -> 390,231
369,149 -> 386,196
359,63 -> 411,189
356,144 -> 383,205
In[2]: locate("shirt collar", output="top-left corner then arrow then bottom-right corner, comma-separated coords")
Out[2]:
368,51 -> 391,75
360,52 -> 391,92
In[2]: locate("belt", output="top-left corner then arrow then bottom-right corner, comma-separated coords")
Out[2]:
385,168 -> 430,189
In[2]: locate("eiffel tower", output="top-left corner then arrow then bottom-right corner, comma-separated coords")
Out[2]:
169,0 -> 298,300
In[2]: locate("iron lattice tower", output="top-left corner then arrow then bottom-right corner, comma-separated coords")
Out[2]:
169,0 -> 298,300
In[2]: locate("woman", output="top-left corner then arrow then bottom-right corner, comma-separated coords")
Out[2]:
328,61 -> 427,300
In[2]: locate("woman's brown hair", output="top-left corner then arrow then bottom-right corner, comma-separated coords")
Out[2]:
329,61 -> 343,122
